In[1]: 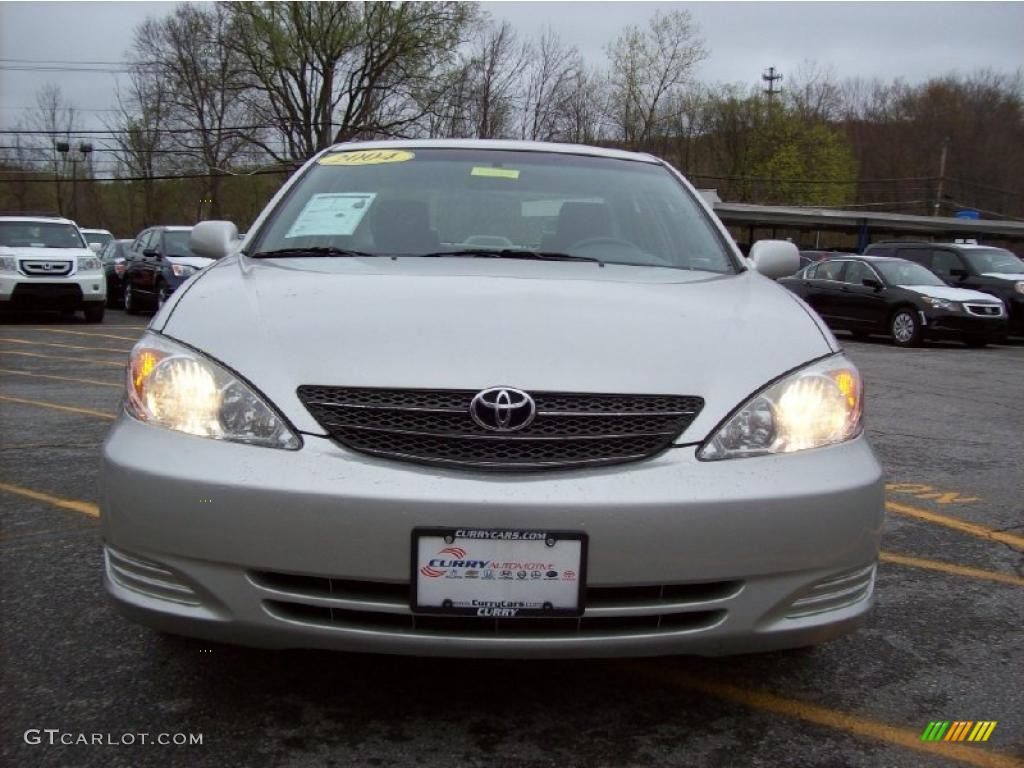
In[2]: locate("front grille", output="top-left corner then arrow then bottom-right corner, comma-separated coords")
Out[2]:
21,260 -> 73,276
251,570 -> 737,638
963,303 -> 1004,317
297,386 -> 703,471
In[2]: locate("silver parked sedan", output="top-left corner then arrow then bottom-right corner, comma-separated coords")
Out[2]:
101,140 -> 883,658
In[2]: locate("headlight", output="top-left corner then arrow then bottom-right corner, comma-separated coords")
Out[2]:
699,354 -> 863,461
0,256 -> 17,273
126,332 -> 301,449
920,296 -> 959,311
77,256 -> 103,272
171,263 -> 197,277
1014,281 -> 1024,295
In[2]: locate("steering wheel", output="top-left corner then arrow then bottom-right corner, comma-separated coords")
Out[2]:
566,236 -> 638,252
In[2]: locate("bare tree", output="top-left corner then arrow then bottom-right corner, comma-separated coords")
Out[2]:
605,9 -> 707,149
460,20 -> 528,139
786,61 -> 843,122
16,84 -> 79,215
132,3 -> 256,218
519,27 -> 581,141
225,2 -> 475,162
560,67 -> 608,145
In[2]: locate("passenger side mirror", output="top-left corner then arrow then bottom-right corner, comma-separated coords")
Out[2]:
749,240 -> 800,280
862,278 -> 883,291
190,220 -> 239,260
88,242 -> 102,253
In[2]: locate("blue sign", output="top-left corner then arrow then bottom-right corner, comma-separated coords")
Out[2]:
954,209 -> 980,220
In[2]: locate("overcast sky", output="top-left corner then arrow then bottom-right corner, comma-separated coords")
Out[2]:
1,0 -> 1022,138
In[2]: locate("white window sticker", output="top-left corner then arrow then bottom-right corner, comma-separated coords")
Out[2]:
284,193 -> 377,239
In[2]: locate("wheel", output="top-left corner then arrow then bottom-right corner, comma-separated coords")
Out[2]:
890,308 -> 922,347
123,282 -> 139,315
83,304 -> 105,323
964,337 -> 989,348
156,281 -> 171,311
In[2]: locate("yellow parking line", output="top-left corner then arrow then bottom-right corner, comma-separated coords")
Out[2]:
627,665 -> 1024,768
0,481 -> 99,518
0,368 -> 121,388
880,551 -> 1024,587
0,350 -> 125,367
0,337 -> 132,355
29,327 -> 140,342
886,500 -> 1024,551
0,394 -> 115,420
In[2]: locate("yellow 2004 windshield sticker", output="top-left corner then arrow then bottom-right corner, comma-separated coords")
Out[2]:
319,150 -> 415,166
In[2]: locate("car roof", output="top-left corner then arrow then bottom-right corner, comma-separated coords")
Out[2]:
0,215 -> 76,225
81,228 -> 112,234
322,138 -> 662,165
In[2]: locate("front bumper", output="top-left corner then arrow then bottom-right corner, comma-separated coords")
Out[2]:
101,416 -> 885,657
0,273 -> 106,308
921,307 -> 1008,340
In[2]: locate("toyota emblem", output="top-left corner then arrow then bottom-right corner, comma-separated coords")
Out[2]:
470,387 -> 536,432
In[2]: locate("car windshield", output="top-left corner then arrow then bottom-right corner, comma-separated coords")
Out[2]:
84,231 -> 113,247
249,148 -> 737,273
0,221 -> 86,249
961,248 -> 1024,274
874,260 -> 945,287
164,230 -> 196,258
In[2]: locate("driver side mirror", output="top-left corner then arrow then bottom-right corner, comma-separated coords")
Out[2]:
862,278 -> 883,291
88,242 -> 102,253
190,220 -> 239,260
749,240 -> 800,280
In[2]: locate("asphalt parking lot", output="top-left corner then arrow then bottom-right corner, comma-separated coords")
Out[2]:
1,310 -> 1022,768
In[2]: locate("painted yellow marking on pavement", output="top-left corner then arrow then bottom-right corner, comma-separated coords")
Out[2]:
0,337 -> 132,355
626,665 -> 1024,768
886,500 -> 1024,551
886,483 -> 982,505
29,327 -> 140,342
0,368 -> 121,388
0,350 -> 124,367
0,481 -> 99,518
0,394 -> 115,420
880,551 -> 1024,587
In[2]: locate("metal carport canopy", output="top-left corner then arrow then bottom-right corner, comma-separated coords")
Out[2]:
711,202 -> 1024,238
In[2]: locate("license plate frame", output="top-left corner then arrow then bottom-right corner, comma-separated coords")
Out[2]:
411,528 -> 587,618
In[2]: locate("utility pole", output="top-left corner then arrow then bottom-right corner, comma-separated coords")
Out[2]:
932,137 -> 950,217
762,66 -> 783,105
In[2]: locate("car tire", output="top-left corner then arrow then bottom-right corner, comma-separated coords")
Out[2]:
890,308 -> 922,347
124,283 -> 139,315
83,304 -> 105,323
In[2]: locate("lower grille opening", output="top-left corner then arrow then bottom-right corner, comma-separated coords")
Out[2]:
265,600 -> 725,637
250,570 -> 742,609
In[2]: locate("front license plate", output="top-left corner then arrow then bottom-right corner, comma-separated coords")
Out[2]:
412,528 -> 587,618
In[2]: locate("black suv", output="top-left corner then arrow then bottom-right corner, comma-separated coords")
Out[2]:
123,226 -> 213,313
863,242 -> 1024,335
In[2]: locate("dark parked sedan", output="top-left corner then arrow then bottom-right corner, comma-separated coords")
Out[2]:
780,255 -> 1008,347
123,226 -> 214,313
99,239 -> 133,308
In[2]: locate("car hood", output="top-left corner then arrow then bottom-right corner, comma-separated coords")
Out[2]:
980,272 -> 1024,281
158,256 -> 835,441
0,246 -> 93,260
901,285 -> 1004,302
166,255 -> 214,270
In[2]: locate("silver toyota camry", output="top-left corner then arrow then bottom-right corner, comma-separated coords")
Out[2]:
100,140 -> 884,658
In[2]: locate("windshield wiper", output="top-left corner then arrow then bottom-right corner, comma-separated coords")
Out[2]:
249,247 -> 381,259
415,249 -> 603,266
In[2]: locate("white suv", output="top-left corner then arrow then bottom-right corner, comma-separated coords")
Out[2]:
0,215 -> 107,322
